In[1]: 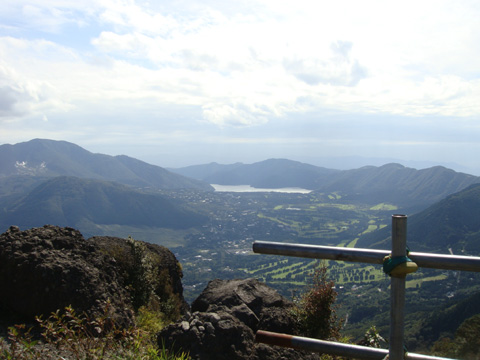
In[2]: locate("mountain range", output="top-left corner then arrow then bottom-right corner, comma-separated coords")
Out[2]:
0,139 -> 214,234
1,139 -> 480,241
171,160 -> 480,209
170,158 -> 339,189
3,140 -> 477,210
0,139 -> 213,191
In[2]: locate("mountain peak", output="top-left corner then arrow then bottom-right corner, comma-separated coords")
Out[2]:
380,163 -> 406,169
0,139 -> 213,191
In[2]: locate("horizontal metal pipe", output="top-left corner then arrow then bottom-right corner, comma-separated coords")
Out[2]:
253,241 -> 389,263
255,330 -> 453,360
408,252 -> 480,272
256,330 -> 387,359
252,241 -> 480,273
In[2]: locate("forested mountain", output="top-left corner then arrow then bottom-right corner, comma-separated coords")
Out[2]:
171,158 -> 340,189
0,139 -> 213,191
317,163 -> 480,208
168,162 -> 244,180
357,183 -> 480,254
0,176 -> 208,232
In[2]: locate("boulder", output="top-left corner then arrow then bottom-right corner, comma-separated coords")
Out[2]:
192,278 -> 290,312
0,225 -> 133,327
0,225 -> 187,328
192,278 -> 297,333
159,278 -> 320,360
160,310 -> 254,360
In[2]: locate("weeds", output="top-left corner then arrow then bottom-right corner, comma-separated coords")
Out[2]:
1,236 -> 188,359
0,302 -> 189,360
1,324 -> 40,360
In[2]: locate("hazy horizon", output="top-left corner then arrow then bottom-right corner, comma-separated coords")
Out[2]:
4,137 -> 478,177
1,1 -> 480,174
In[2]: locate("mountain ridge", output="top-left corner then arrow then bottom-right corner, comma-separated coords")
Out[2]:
171,160 -> 480,209
204,158 -> 339,189
2,139 -> 480,238
0,139 -> 213,191
171,158 -> 340,189
318,163 -> 479,208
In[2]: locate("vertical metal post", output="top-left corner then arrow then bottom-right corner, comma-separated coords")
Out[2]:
390,214 -> 407,360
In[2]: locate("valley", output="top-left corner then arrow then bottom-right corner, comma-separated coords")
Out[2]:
152,188 -> 480,350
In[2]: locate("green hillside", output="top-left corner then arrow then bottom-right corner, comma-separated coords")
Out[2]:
357,183 -> 480,253
0,176 -> 208,232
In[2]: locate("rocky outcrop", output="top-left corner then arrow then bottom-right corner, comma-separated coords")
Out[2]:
1,225 -> 322,359
159,278 -> 321,360
90,235 -> 188,314
0,225 -> 186,327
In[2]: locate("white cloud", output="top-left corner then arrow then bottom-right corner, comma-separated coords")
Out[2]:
0,0 -> 98,33
0,58 -> 61,120
3,1 -> 479,119
283,41 -> 368,87
202,102 -> 271,127
1,0 -> 480,171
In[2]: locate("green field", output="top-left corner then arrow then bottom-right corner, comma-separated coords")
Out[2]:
370,203 -> 398,211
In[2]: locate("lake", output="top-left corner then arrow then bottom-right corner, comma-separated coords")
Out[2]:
211,184 -> 312,194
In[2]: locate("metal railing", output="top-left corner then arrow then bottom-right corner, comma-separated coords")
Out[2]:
253,214 -> 480,360
255,330 -> 450,360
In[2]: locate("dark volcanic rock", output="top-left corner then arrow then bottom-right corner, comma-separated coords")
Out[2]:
161,311 -> 254,360
192,278 -> 290,313
0,225 -> 187,328
0,225 -> 134,327
90,235 -> 189,314
192,278 -> 297,333
159,278 -> 320,360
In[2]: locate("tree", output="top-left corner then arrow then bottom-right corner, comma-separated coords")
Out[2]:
456,314 -> 480,359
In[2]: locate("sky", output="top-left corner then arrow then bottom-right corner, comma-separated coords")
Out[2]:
1,0 -> 480,174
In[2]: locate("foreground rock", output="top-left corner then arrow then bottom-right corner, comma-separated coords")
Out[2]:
90,235 -> 188,315
159,278 -> 321,360
0,225 -> 186,328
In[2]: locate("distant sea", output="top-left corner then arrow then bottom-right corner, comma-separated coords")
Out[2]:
211,184 -> 312,194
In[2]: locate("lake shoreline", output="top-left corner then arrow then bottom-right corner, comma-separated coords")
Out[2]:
211,184 -> 312,194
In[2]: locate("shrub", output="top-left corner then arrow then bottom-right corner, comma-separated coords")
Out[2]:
293,264 -> 342,340
358,325 -> 386,348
